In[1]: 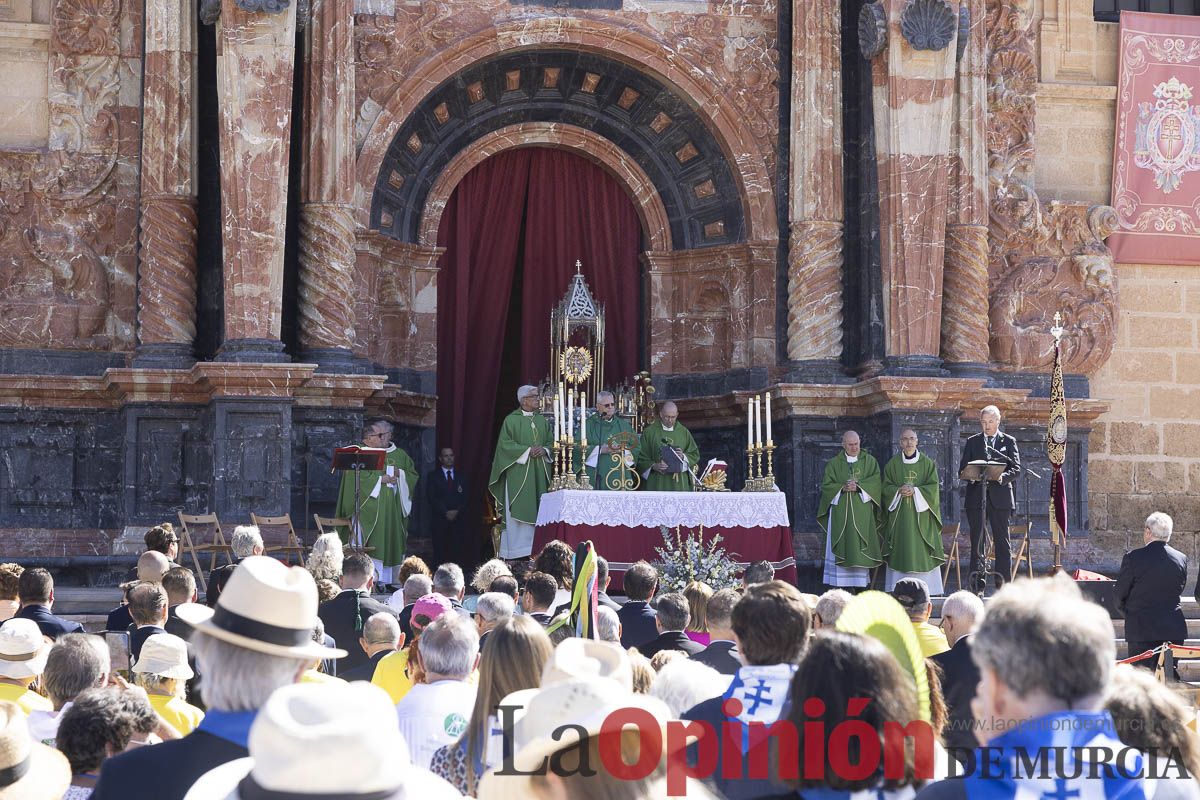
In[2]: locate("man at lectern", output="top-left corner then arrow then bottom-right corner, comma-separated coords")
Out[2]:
959,405 -> 1022,590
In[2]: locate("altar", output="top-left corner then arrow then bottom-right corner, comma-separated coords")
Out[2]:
533,490 -> 796,592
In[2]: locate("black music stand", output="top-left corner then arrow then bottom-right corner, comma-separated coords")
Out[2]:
332,446 -> 386,552
960,460 -> 1008,596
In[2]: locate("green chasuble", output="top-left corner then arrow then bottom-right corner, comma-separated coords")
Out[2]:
334,444 -> 418,568
817,452 -> 883,569
635,421 -> 700,492
882,452 -> 945,573
584,414 -> 637,491
488,409 -> 553,526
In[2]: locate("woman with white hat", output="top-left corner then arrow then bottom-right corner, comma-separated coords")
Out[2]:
183,681 -> 461,800
0,619 -> 52,715
132,633 -> 204,735
0,699 -> 70,799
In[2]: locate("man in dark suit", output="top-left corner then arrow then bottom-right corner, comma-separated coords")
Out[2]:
930,590 -> 985,761
318,553 -> 397,674
127,582 -> 169,663
426,448 -> 469,570
14,568 -> 83,640
958,404 -> 1022,589
521,571 -> 558,626
554,556 -> 621,617
1116,511 -> 1188,676
690,588 -> 741,675
91,556 -> 345,800
339,612 -> 403,682
618,561 -> 659,650
638,593 -> 705,658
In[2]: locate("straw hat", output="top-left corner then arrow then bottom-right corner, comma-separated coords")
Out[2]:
0,620 -> 48,680
0,700 -> 69,800
132,632 -> 194,680
176,556 -> 346,660
540,637 -> 632,691
183,682 -> 461,800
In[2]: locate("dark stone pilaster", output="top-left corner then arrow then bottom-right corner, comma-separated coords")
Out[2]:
121,405 -> 210,525
209,398 -> 295,519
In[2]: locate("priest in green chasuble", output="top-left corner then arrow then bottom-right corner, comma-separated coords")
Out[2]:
584,391 -> 637,490
817,430 -> 883,588
488,384 -> 553,561
882,428 -> 945,593
636,401 -> 699,492
334,418 -> 418,585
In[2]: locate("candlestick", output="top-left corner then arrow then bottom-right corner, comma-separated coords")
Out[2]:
765,393 -> 772,444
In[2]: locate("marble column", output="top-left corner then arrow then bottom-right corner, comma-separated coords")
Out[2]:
941,0 -> 990,375
214,0 -> 297,363
134,0 -> 198,368
868,0 -> 962,373
787,0 -> 845,375
298,0 -> 358,372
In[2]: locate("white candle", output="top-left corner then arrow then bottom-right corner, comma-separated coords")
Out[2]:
756,396 -> 763,447
555,394 -> 562,441
568,387 -> 574,441
747,397 -> 753,448
766,393 -> 772,445
580,391 -> 587,448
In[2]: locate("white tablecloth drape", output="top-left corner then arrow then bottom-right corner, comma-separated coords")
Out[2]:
535,490 -> 790,529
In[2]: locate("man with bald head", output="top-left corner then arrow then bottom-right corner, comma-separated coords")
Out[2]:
817,430 -> 883,588
881,428 -> 945,592
488,384 -> 553,562
636,401 -> 700,491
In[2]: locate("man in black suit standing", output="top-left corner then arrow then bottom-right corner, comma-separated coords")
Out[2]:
638,593 -> 705,658
318,553 -> 398,674
690,588 -> 741,675
426,447 -> 469,570
14,568 -> 83,640
618,561 -> 660,650
1116,512 -> 1188,675
958,404 -> 1022,590
931,590 -> 985,761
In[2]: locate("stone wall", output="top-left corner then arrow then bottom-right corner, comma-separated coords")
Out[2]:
1032,7 -> 1200,575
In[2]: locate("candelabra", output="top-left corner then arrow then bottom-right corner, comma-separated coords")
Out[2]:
743,441 -> 778,492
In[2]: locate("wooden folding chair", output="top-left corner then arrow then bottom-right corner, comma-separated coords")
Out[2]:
313,514 -> 373,554
251,513 -> 306,567
177,512 -> 234,593
942,522 -> 963,591
1158,644 -> 1200,684
1009,521 -> 1033,581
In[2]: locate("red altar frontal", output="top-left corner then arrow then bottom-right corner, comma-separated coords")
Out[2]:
533,490 -> 796,593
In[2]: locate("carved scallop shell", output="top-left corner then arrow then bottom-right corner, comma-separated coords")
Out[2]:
900,0 -> 957,52
989,49 -> 1038,96
956,5 -> 970,61
859,1 -> 888,60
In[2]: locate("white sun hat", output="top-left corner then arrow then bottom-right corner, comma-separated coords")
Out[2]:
176,556 -> 345,661
183,682 -> 461,800
0,700 -> 70,800
131,632 -> 194,680
0,620 -> 48,681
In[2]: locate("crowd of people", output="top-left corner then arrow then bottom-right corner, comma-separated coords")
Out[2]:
0,510 -> 1197,799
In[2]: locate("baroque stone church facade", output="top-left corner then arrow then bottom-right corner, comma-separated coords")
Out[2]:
0,0 -> 1194,574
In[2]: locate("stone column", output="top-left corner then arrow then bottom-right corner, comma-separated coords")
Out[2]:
213,0 -> 297,363
941,0 -> 990,375
134,0 -> 198,368
866,0 -> 961,373
298,0 -> 358,372
787,0 -> 845,375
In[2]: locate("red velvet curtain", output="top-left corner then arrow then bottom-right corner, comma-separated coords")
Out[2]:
435,148 -> 642,566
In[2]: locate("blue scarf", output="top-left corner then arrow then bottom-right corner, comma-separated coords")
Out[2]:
196,709 -> 257,748
961,711 -> 1146,799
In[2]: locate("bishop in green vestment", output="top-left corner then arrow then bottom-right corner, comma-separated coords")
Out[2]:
334,419 -> 418,584
636,402 -> 699,492
584,391 -> 637,490
488,385 -> 553,560
817,430 -> 883,587
882,428 -> 945,592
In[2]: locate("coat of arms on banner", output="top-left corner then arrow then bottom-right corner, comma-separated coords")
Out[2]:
1133,77 -> 1200,193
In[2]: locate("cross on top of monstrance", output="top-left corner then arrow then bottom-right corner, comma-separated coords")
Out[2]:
538,260 -> 656,433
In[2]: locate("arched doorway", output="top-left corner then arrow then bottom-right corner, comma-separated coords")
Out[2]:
434,147 -> 644,566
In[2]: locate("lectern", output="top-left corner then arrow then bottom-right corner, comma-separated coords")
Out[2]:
959,460 -> 1008,596
332,446 -> 386,552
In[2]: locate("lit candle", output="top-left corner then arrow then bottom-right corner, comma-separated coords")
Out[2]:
765,393 -> 772,445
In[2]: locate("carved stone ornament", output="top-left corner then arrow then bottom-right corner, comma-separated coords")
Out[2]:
956,5 -> 970,61
859,2 -> 888,59
201,0 -> 300,25
901,0 -> 957,51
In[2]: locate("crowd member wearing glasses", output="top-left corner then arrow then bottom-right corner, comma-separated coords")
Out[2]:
583,391 -> 636,491
930,589 -> 984,761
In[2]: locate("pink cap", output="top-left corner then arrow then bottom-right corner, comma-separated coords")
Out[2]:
411,592 -> 453,628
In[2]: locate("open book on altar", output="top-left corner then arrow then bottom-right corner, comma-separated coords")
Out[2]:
660,444 -> 688,473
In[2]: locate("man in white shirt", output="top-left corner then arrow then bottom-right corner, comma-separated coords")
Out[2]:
394,613 -> 478,769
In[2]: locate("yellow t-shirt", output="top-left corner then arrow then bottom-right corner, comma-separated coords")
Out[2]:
147,693 -> 205,736
301,670 -> 347,686
913,621 -> 951,658
0,683 -> 53,715
371,649 -> 413,704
